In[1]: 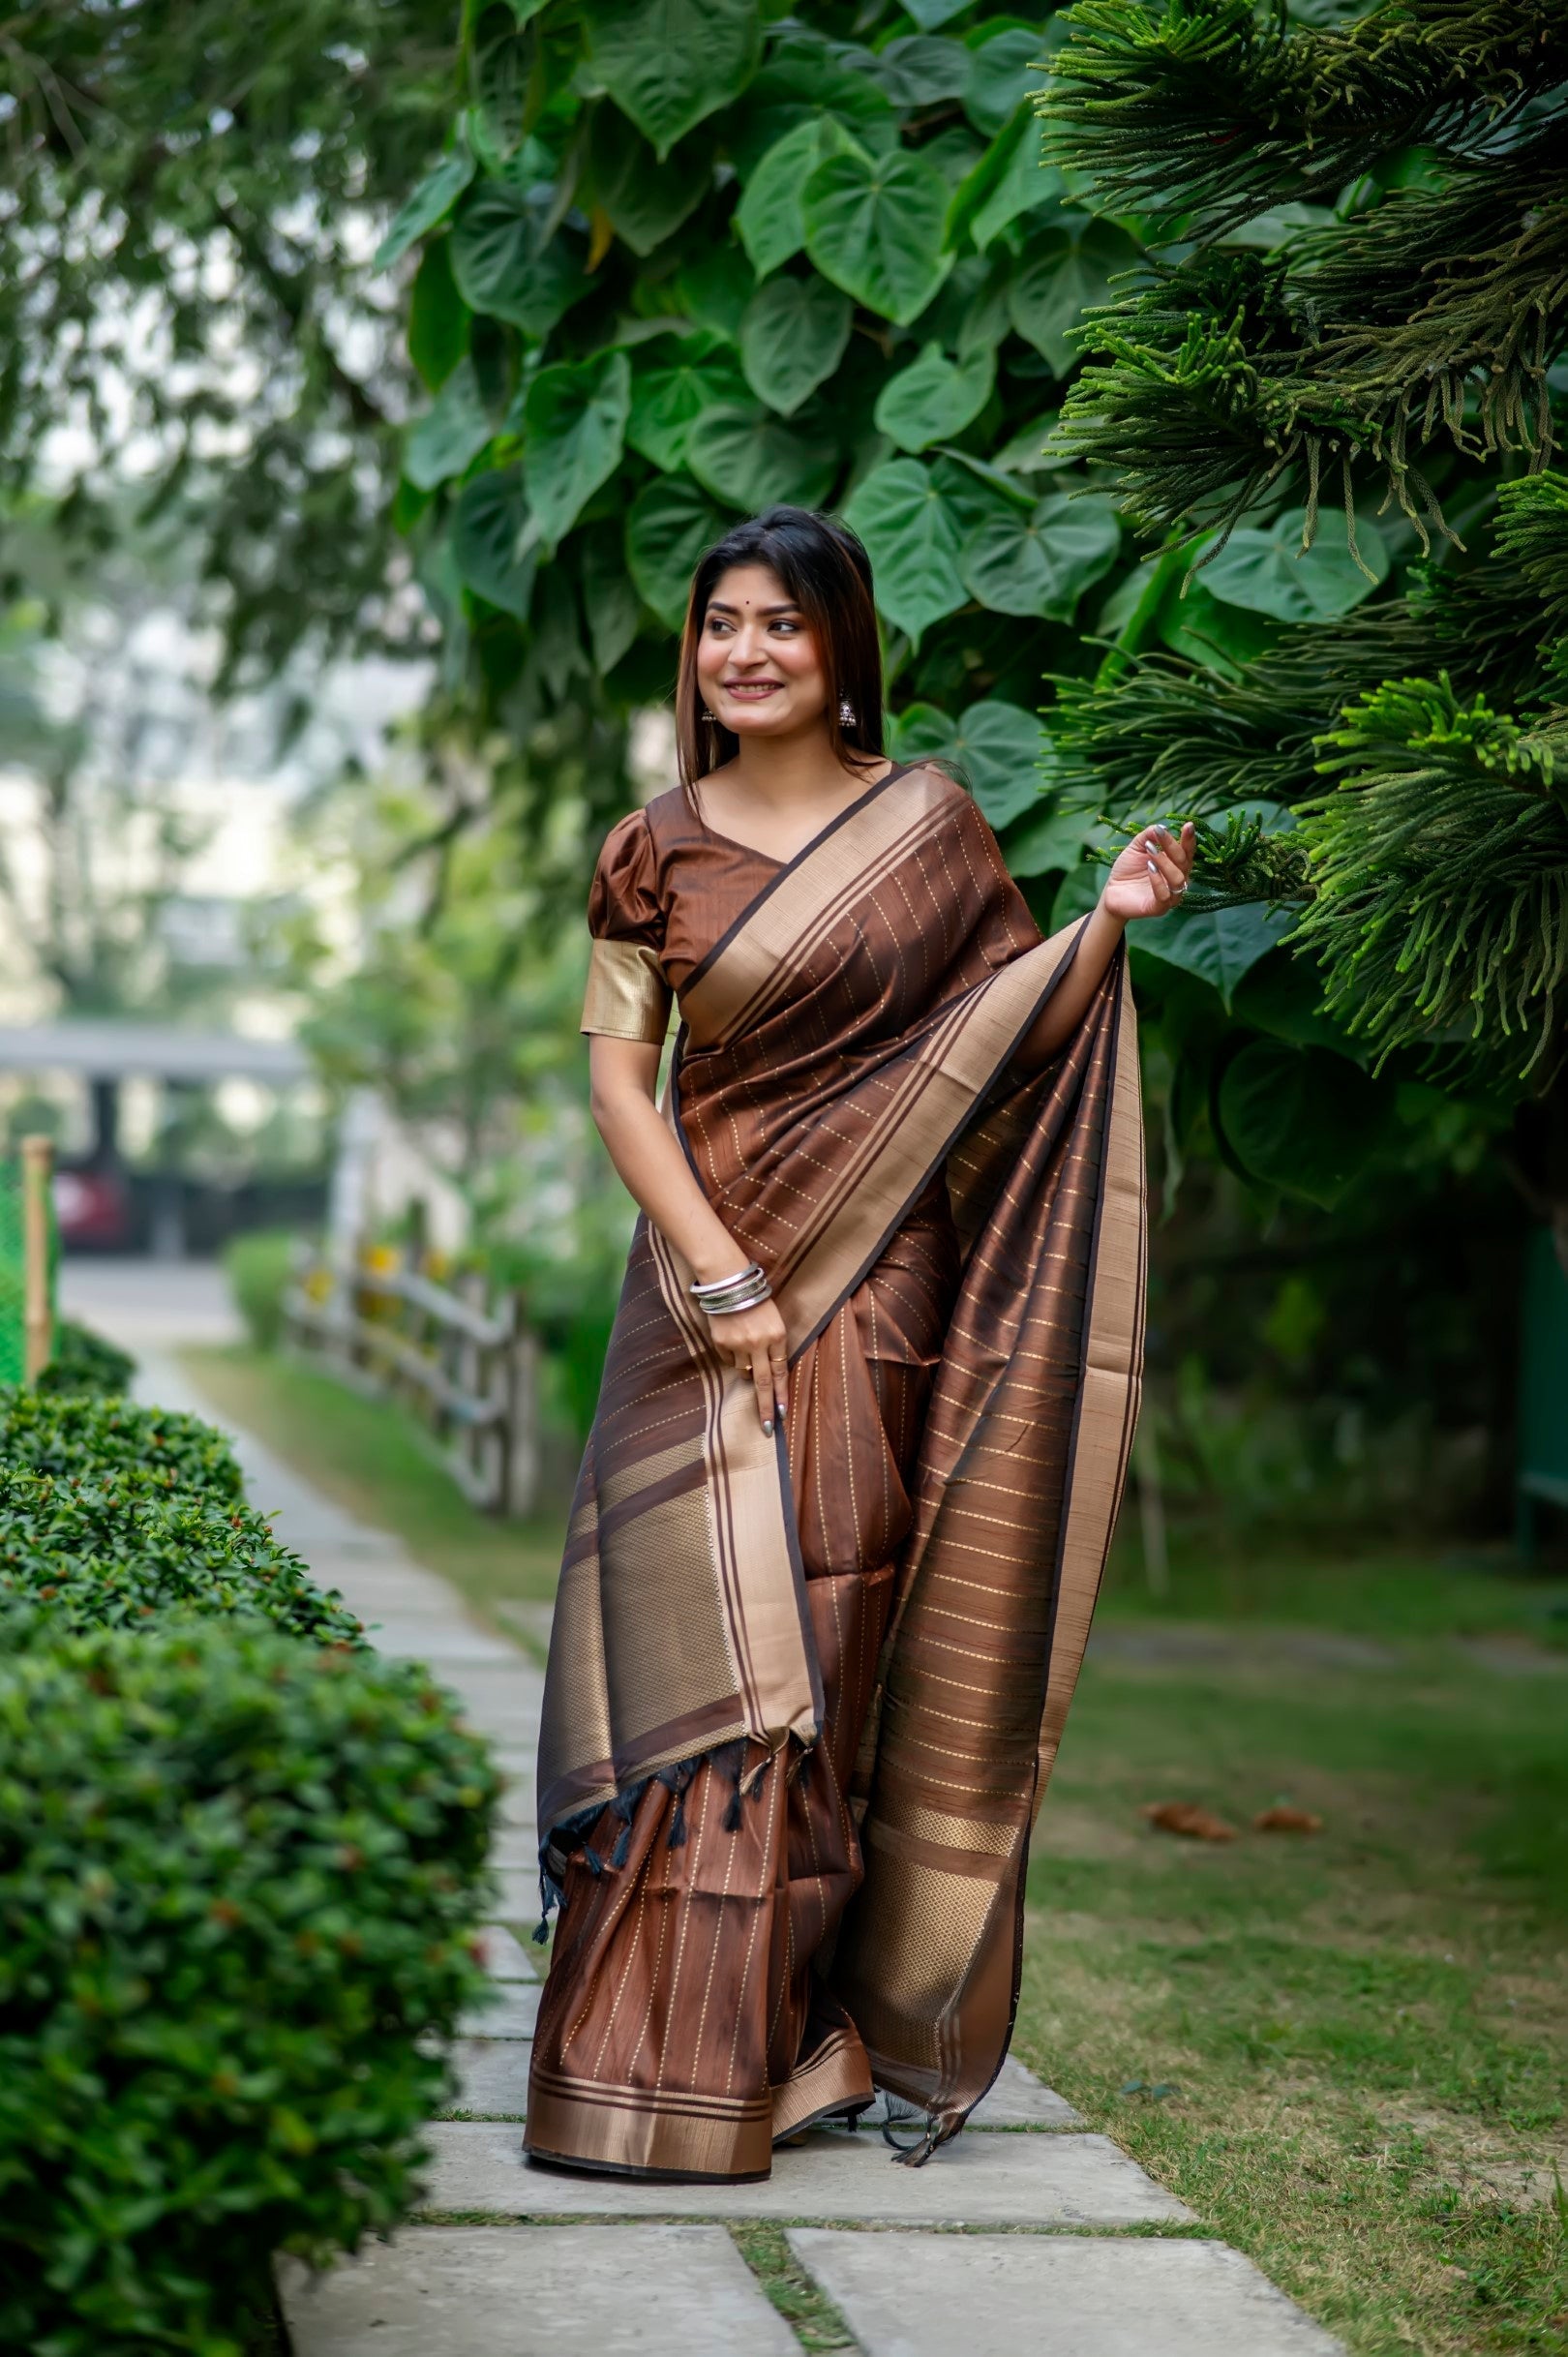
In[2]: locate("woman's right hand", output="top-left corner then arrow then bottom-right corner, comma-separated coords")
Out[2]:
703,1292 -> 790,1435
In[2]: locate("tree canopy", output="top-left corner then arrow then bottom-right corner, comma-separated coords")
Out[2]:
0,1 -> 453,682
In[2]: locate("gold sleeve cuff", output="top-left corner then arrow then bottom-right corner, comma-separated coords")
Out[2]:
581,937 -> 674,1044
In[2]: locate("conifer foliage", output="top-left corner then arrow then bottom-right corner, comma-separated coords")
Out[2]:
1040,0 -> 1568,1220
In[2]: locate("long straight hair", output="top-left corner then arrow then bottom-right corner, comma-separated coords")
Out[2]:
675,506 -> 886,794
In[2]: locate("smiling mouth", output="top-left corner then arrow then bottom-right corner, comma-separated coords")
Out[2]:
722,680 -> 783,699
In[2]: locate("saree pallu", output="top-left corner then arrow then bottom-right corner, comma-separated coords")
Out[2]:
528,762 -> 1145,2179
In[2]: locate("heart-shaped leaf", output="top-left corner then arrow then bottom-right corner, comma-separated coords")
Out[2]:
404,358 -> 494,491
451,467 -> 536,619
737,116 -> 860,280
578,524 -> 643,673
900,0 -> 969,26
625,474 -> 729,630
686,404 -> 840,511
677,246 -> 757,341
802,147 -> 953,326
891,697 -> 1045,826
375,149 -> 475,274
874,342 -> 995,454
1199,505 -> 1390,622
1214,1039 -> 1395,1206
1000,802 -> 1101,877
963,27 -> 1051,136
872,36 -> 970,107
582,0 -> 763,159
1132,901 -> 1294,1009
588,110 -> 710,257
628,334 -> 750,471
451,178 -> 588,335
950,111 -> 1067,254
522,349 -> 632,551
841,459 -> 967,646
739,276 -> 855,417
960,490 -> 1122,619
407,237 -> 470,390
1008,219 -> 1140,374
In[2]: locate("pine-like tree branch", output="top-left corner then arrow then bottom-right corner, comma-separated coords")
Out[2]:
1053,140 -> 1568,548
1040,0 -> 1568,237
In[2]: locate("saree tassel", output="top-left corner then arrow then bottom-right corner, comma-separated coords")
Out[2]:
608,1777 -> 649,1870
714,1738 -> 749,1832
653,1755 -> 699,1850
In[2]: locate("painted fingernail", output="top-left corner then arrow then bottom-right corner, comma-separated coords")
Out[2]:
762,1419 -> 773,1436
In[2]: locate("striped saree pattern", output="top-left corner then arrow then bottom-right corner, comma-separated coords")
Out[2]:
527,762 -> 1144,2179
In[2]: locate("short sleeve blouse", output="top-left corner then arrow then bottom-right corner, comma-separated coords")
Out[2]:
580,810 -> 675,1045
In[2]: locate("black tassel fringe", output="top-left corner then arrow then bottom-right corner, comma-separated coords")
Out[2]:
534,1732 -> 821,1937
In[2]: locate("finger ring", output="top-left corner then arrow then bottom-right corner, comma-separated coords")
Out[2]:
1174,880 -> 1188,895
742,1360 -> 753,1375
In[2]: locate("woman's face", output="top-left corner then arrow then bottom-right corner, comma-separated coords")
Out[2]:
695,563 -> 829,742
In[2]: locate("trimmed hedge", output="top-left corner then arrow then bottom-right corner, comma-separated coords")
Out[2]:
0,1387 -> 245,1501
0,1470 -> 364,1647
37,1315 -> 136,1398
0,1616 -> 501,2356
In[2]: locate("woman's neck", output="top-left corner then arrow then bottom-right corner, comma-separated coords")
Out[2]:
721,719 -> 872,811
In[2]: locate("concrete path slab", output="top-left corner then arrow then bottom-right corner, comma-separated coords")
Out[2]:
459,1983 -> 540,2040
441,2039 -> 531,2117
281,2223 -> 801,2356
363,1618 -> 522,1664
478,1924 -> 539,1981
788,2231 -> 1346,2355
420,2120 -> 1190,2226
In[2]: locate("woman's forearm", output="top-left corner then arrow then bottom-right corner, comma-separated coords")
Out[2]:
1012,898 -> 1128,1072
588,1040 -> 751,1284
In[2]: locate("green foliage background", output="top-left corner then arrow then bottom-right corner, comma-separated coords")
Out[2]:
384,0 -> 1150,891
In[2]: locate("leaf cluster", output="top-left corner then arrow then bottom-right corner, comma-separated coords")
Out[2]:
1,1 -> 460,682
0,1469 -> 366,1648
1293,678 -> 1568,1070
1064,471 -> 1568,1077
33,1317 -> 136,1401
0,1387 -> 245,1501
1040,0 -> 1568,235
1054,135 -> 1568,549
0,1616 -> 500,2355
385,0 -> 1154,845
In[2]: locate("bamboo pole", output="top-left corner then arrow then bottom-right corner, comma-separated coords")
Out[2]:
20,1134 -> 53,1385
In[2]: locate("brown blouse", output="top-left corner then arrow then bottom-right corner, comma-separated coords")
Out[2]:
581,777 -> 1040,1043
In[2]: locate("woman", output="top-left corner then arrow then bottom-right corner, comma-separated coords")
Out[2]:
526,505 -> 1194,2183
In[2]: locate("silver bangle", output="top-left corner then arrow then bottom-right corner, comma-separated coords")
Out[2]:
691,1263 -> 771,1316
691,1263 -> 764,1295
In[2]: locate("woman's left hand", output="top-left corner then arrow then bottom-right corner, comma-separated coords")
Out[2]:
1101,822 -> 1196,922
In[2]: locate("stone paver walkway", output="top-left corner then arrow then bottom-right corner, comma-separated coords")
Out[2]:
65,1263 -> 1344,2356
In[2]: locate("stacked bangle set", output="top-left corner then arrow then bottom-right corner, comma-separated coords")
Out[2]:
689,1262 -> 771,1316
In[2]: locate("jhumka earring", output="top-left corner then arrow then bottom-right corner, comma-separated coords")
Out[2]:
700,707 -> 717,721
839,699 -> 857,727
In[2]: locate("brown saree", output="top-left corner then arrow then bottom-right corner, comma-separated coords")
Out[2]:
526,760 -> 1145,2181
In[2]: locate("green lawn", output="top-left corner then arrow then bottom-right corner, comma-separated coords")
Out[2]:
1015,1619 -> 1568,2355
183,1343 -> 1568,2352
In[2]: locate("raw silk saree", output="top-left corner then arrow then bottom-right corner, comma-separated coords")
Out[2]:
528,760 -> 1144,2180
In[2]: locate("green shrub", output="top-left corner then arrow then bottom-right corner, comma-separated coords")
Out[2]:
36,1316 -> 136,1398
225,1228 -> 299,1352
0,1616 -> 500,2355
0,1470 -> 364,1647
0,1387 -> 245,1501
